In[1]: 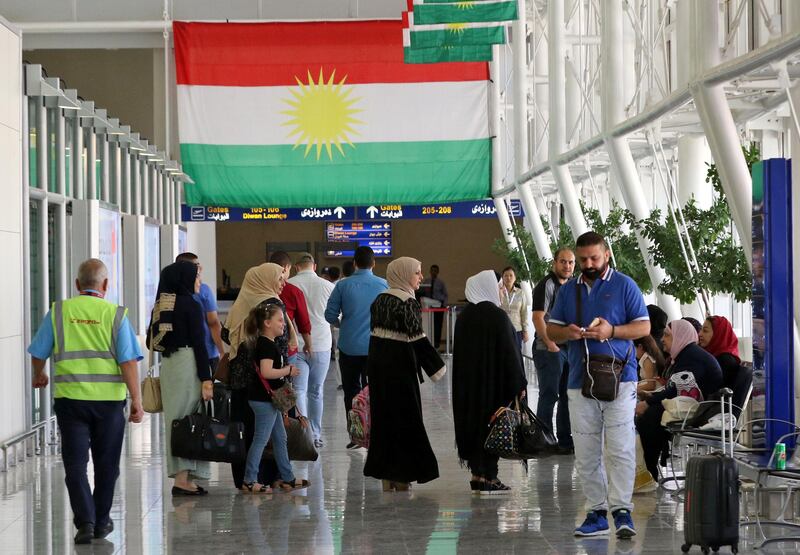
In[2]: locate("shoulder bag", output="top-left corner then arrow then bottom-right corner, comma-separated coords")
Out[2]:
576,283 -> 632,402
141,327 -> 163,413
254,360 -> 297,413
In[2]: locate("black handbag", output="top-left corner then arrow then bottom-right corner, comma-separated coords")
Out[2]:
171,401 -> 246,463
575,284 -> 631,402
263,415 -> 319,462
516,400 -> 557,458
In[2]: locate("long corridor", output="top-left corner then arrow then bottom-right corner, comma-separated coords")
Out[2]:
0,362 -> 786,554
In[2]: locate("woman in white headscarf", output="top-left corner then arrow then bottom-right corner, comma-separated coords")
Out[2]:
363,257 -> 445,492
452,270 -> 528,494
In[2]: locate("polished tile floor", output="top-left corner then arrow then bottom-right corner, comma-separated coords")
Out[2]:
1,360 -> 798,554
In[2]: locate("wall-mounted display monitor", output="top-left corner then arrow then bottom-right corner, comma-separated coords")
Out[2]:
98,206 -> 123,305
325,221 -> 392,258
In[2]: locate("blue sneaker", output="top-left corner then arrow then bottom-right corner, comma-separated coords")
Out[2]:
613,509 -> 637,539
574,511 -> 609,537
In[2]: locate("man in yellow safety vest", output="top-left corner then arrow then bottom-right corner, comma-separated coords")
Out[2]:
28,258 -> 144,545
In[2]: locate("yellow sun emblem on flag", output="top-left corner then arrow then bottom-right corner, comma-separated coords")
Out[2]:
281,68 -> 363,161
446,23 -> 468,34
456,1 -> 476,8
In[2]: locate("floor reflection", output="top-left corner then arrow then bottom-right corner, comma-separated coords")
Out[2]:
0,360 -> 783,554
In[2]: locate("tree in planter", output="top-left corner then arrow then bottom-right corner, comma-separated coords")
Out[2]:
491,205 -> 653,293
582,202 -> 653,293
627,145 -> 756,304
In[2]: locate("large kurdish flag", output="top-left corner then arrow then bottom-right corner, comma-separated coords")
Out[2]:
174,21 -> 491,208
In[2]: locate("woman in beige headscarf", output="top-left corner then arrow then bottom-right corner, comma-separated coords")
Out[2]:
224,262 -> 297,490
363,257 -> 445,492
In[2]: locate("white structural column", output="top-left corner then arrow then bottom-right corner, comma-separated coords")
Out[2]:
122,147 -> 131,213
35,96 -> 51,444
548,0 -> 587,237
132,154 -> 141,215
513,0 -> 551,259
113,141 -> 122,207
688,0 -> 752,267
86,129 -> 97,200
72,116 -> 83,199
490,47 -> 518,250
601,0 -> 681,319
141,159 -> 149,218
55,110 -> 68,302
101,135 -> 110,202
175,180 -> 182,224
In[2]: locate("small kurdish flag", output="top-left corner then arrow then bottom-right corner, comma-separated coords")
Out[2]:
411,0 -> 518,26
402,12 -> 496,63
403,11 -> 506,50
174,21 -> 491,208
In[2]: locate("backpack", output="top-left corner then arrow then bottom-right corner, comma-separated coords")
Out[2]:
348,386 -> 370,448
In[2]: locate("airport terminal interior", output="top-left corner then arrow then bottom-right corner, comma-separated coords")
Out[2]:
3,0 -> 800,553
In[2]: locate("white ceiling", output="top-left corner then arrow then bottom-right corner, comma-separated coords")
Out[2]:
0,0 -> 408,49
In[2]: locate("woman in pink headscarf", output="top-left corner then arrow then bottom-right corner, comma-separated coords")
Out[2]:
634,320 -> 723,481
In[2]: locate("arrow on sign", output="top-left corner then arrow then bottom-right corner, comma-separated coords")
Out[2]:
333,206 -> 346,219
383,223 -> 390,229
366,206 -> 379,218
384,240 -> 390,245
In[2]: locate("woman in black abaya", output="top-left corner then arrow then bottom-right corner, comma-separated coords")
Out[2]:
453,270 -> 528,494
363,257 -> 445,491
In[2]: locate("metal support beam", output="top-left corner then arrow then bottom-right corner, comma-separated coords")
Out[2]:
601,0 -> 681,319
689,1 -> 753,268
490,45 -> 520,252
512,3 -> 552,259
548,0 -> 587,238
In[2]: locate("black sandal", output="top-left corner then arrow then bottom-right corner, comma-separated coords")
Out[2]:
241,482 -> 271,494
277,479 -> 310,491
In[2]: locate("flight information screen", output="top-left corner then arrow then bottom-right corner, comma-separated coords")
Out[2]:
325,221 -> 392,257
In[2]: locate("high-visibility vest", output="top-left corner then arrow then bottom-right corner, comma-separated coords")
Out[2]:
51,295 -> 128,401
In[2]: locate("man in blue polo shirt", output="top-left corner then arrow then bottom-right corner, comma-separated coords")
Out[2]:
547,231 -> 650,540
325,246 -> 388,449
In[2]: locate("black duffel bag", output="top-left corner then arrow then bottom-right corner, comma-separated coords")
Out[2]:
171,400 -> 246,463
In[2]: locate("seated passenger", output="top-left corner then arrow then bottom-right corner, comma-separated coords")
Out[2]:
698,316 -> 740,387
634,335 -> 667,396
634,320 -> 722,481
682,316 -> 703,334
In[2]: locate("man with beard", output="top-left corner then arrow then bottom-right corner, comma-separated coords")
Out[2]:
532,247 -> 576,454
546,232 -> 650,540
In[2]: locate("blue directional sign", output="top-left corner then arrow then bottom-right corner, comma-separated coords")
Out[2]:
325,221 -> 393,258
181,199 -> 523,223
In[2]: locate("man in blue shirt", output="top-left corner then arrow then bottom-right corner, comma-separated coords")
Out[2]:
547,232 -> 650,541
176,253 -> 225,370
28,259 -> 143,544
325,246 -> 387,449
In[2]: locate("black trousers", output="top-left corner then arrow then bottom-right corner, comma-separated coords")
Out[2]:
339,351 -> 368,422
53,398 -> 126,528
229,388 -> 278,488
433,311 -> 445,348
468,450 -> 499,481
636,402 -> 670,481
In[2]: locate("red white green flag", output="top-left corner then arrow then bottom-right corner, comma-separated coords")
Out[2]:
174,20 -> 491,208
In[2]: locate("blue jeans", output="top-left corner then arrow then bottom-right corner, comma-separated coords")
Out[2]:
293,350 -> 332,440
245,400 -> 294,484
533,348 -> 573,447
